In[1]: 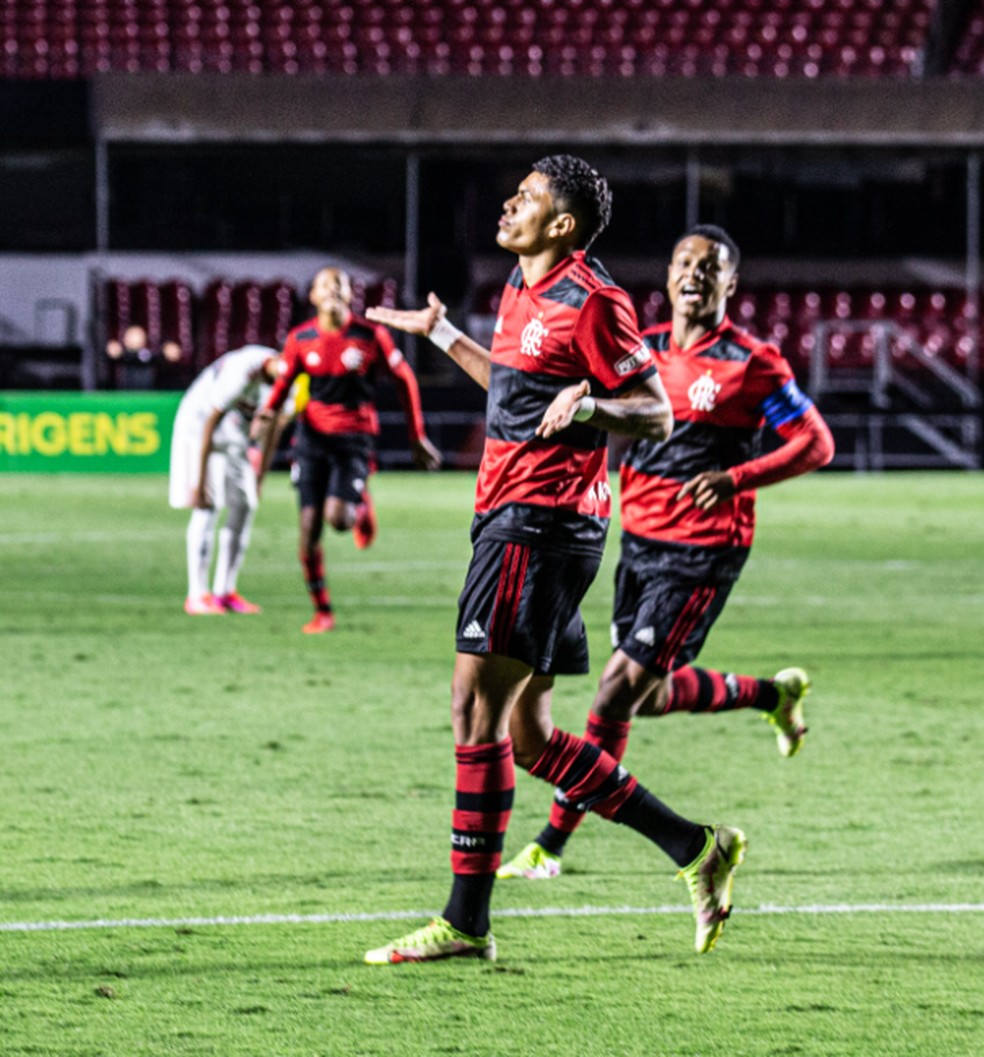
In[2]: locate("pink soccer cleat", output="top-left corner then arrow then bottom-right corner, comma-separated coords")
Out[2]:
184,594 -> 225,615
303,611 -> 336,634
217,592 -> 262,614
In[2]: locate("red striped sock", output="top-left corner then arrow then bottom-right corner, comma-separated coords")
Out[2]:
546,712 -> 632,837
530,728 -> 637,821
301,546 -> 332,612
668,666 -> 776,714
450,739 -> 515,876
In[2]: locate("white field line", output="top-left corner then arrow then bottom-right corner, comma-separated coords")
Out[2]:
2,902 -> 982,933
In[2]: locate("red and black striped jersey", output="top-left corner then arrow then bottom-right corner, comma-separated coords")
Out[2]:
620,318 -> 814,549
474,250 -> 656,553
265,313 -> 425,440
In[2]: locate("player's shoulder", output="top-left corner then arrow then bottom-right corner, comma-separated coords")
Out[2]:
288,316 -> 320,342
641,321 -> 672,350
705,320 -> 785,365
541,252 -> 628,311
346,314 -> 395,354
343,313 -> 378,340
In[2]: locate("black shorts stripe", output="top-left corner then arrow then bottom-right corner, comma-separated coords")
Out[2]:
655,585 -> 716,672
489,542 -> 529,655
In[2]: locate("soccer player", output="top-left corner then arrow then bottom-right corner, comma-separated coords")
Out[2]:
498,224 -> 836,882
361,157 -> 747,964
169,344 -> 284,615
251,267 -> 442,634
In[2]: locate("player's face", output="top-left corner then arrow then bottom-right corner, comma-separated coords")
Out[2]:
496,171 -> 565,256
667,236 -> 738,323
310,268 -> 353,320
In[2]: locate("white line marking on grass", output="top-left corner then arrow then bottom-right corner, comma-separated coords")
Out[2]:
3,903 -> 982,933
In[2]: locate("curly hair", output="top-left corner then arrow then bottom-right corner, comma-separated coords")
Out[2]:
532,155 -> 613,250
675,224 -> 741,271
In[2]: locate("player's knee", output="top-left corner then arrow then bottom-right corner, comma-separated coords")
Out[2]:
449,675 -> 476,733
510,726 -> 549,771
325,499 -> 355,533
595,660 -> 664,721
631,676 -> 671,717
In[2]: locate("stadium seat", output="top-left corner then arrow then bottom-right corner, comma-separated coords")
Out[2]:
0,0 -> 939,80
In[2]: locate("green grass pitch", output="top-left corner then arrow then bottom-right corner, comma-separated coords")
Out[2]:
0,469 -> 982,1056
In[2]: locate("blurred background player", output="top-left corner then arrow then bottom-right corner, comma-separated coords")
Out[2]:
362,156 -> 747,965
169,344 -> 284,615
251,266 -> 442,634
499,223 -> 835,881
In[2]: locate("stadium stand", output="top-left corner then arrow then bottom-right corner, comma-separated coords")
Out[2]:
0,0 -> 981,467
0,0 -> 939,80
96,272 -> 403,373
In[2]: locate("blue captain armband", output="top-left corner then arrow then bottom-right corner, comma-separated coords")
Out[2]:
761,379 -> 812,430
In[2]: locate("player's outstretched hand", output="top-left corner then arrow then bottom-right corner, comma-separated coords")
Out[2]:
536,380 -> 591,439
676,470 -> 736,510
367,292 -> 447,337
412,436 -> 443,472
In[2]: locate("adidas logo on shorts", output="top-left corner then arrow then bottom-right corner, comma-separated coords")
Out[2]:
462,621 -> 486,640
634,626 -> 656,646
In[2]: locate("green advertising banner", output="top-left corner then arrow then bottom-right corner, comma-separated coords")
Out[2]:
0,391 -> 182,473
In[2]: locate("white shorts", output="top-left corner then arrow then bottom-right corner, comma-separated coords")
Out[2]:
168,406 -> 257,512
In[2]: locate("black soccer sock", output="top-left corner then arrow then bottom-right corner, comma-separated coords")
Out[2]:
442,873 -> 496,939
612,785 -> 708,868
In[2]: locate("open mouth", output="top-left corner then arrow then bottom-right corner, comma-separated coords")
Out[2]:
679,285 -> 704,305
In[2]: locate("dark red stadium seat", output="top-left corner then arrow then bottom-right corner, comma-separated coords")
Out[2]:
0,0 -> 936,80
260,280 -> 297,348
159,279 -> 196,363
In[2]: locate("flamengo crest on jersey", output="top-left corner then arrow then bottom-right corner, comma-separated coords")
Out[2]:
520,317 -> 549,356
620,317 -> 813,550
267,314 -> 401,437
688,370 -> 722,413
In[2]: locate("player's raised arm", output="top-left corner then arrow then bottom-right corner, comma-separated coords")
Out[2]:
366,292 -> 492,391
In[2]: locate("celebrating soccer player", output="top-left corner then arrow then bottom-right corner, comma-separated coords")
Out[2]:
362,157 -> 747,964
498,224 -> 835,883
252,267 -> 442,634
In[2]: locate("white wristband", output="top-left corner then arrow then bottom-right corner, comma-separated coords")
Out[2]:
428,317 -> 464,353
573,395 -> 596,422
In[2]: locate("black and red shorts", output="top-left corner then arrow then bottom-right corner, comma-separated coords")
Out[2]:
612,533 -> 750,676
455,536 -> 601,676
292,423 -> 373,508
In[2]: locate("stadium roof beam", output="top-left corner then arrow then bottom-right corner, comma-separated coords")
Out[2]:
92,74 -> 984,150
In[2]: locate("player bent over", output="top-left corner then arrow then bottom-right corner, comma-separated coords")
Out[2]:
362,157 -> 746,964
499,224 -> 835,883
169,344 -> 284,615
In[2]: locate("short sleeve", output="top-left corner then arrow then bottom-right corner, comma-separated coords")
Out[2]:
571,288 -> 656,395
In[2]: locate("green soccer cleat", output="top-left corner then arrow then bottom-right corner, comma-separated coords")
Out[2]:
766,667 -> 811,757
496,842 -> 562,880
677,825 -> 747,954
364,917 -> 496,965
